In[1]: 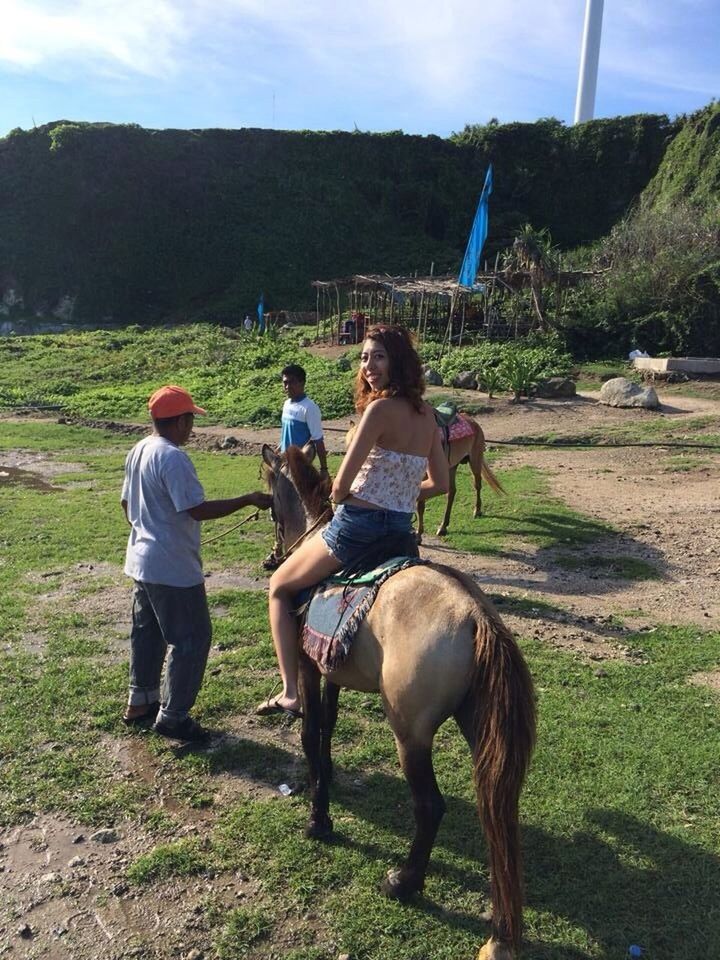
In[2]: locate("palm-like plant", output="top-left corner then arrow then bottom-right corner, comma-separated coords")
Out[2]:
503,224 -> 560,329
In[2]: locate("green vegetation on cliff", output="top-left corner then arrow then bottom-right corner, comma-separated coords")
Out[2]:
0,114 -> 676,324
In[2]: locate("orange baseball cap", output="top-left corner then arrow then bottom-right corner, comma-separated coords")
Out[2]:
148,385 -> 207,419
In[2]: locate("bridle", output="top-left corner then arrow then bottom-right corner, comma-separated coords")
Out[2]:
269,467 -> 332,560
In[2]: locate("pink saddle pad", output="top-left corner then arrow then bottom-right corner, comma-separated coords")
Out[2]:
448,416 -> 476,442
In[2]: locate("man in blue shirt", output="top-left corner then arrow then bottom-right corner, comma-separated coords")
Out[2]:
279,364 -> 328,472
263,364 -> 328,570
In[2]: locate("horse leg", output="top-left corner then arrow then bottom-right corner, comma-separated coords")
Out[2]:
299,656 -> 333,840
416,498 -> 425,545
320,680 -> 340,784
381,735 -> 445,900
436,466 -> 457,537
469,429 -> 487,518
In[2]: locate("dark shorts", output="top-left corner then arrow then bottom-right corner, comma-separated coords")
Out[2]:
321,503 -> 413,568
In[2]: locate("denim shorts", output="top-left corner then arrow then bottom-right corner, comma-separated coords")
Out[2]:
321,503 -> 413,568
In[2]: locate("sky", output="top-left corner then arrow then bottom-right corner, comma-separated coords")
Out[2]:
1,0 -> 719,139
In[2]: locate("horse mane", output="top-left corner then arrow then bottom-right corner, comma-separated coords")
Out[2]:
274,446 -> 332,519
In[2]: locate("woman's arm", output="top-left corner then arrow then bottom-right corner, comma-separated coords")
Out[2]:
331,402 -> 384,503
418,423 -> 450,501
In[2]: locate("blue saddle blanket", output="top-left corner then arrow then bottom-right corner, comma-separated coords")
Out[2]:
301,557 -> 427,671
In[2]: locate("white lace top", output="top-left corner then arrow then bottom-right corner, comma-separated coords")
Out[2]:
349,445 -> 428,513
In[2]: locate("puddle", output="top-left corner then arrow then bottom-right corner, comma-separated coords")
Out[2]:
0,464 -> 60,492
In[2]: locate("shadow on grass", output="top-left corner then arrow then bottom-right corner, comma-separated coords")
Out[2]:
321,769 -> 720,958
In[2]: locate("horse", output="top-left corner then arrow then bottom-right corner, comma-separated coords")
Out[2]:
261,443 -> 536,960
416,414 -> 504,541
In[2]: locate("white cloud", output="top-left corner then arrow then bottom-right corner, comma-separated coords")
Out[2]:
0,0 -> 187,77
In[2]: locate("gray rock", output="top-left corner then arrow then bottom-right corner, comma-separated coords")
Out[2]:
533,377 -> 577,399
89,828 -> 119,844
599,377 -> 659,409
451,370 -> 478,390
423,366 -> 443,386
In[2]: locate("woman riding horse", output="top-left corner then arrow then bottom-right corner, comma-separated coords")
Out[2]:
256,324 -> 449,719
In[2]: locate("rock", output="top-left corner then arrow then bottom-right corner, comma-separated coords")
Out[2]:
89,828 -> 119,844
220,435 -> 239,449
598,377 -> 659,409
532,377 -> 577,399
451,370 -> 478,390
185,950 -> 203,960
423,366 -> 443,386
68,856 -> 85,868
40,872 -> 60,883
18,923 -> 33,939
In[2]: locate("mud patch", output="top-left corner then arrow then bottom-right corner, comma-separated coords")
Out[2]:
688,670 -> 720,693
0,814 -> 252,960
0,450 -> 84,483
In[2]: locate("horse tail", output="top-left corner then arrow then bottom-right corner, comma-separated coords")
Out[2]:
466,417 -> 505,495
440,565 -> 536,951
480,459 -> 505,495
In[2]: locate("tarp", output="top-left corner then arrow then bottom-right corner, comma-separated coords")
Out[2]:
457,164 -> 493,288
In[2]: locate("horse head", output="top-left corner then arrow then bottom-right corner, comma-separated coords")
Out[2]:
261,442 -> 332,552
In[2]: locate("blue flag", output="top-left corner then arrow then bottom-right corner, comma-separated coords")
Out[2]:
457,164 -> 493,288
257,292 -> 265,334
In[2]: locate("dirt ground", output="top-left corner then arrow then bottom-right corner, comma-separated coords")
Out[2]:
1,388 -> 719,959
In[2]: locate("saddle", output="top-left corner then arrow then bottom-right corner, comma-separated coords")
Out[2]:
433,402 -> 475,456
299,555 -> 428,671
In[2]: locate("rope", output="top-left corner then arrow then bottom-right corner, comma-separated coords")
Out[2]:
282,504 -> 333,558
486,438 -> 720,450
202,509 -> 263,545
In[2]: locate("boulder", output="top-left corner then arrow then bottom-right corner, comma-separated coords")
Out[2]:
451,370 -> 478,390
423,366 -> 443,386
533,377 -> 577,399
599,377 -> 659,409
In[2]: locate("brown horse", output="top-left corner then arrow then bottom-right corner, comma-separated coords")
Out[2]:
417,415 -> 504,540
261,443 -> 536,960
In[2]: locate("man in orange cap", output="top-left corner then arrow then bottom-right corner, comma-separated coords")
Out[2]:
121,384 -> 271,742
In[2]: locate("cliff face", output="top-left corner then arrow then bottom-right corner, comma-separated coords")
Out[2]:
0,113 -> 680,324
641,102 -> 720,212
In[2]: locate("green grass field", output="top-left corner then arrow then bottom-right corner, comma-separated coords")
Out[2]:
1,418 -> 718,959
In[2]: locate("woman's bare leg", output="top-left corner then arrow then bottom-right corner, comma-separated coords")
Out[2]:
262,534 -> 342,713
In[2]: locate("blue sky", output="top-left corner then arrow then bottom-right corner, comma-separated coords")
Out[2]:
1,0 -> 718,138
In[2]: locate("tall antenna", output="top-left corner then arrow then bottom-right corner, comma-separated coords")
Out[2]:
574,0 -> 604,124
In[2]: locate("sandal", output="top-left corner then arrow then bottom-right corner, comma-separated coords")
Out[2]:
255,696 -> 304,720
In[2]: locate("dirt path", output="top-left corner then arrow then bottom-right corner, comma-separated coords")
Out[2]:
2,388 -> 720,959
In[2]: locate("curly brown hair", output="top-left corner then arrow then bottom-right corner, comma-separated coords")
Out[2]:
353,324 -> 425,415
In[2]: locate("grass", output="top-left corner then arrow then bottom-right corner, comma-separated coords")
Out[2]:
1,419 -> 719,958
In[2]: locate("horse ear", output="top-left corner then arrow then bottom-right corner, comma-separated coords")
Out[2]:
301,440 -> 316,464
262,444 -> 282,473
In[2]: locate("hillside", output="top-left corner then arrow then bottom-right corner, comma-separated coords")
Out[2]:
0,114 -> 678,324
642,101 -> 720,211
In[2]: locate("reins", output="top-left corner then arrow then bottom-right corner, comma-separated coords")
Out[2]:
281,503 -> 333,558
202,509 -> 263,545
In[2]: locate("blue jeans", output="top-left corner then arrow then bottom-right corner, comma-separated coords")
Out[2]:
128,581 -> 212,728
321,503 -> 413,568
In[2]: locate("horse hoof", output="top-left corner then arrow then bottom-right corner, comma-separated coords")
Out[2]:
381,868 -> 422,901
305,816 -> 333,841
477,938 -> 513,960
435,527 -> 447,537
415,533 -> 423,546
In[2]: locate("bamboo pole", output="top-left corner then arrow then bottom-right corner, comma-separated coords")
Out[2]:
315,286 -> 320,342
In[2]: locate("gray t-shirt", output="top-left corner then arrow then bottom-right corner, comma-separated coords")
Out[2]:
121,435 -> 205,587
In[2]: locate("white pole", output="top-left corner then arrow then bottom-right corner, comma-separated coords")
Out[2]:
574,0 -> 604,124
